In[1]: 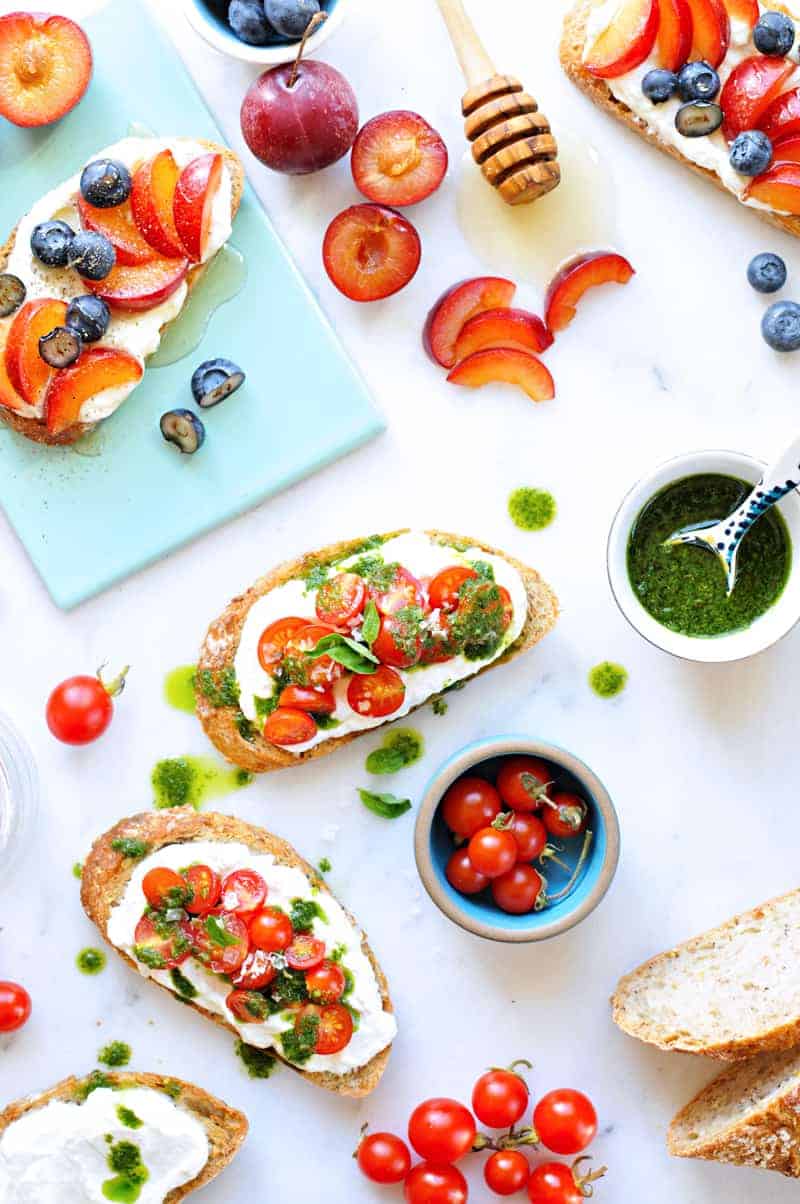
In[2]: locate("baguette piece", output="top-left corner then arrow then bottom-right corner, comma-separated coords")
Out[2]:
0,1070 -> 248,1201
197,528 -> 559,773
81,807 -> 394,1098
668,1047 -> 800,1177
613,888 -> 800,1061
0,139 -> 244,446
560,0 -> 800,240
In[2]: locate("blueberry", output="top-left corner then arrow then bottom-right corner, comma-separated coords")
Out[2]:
264,0 -> 320,39
80,159 -> 132,209
228,0 -> 276,44
677,61 -> 721,102
190,357 -> 246,408
0,274 -> 26,318
66,295 -> 111,343
754,10 -> 795,56
39,326 -> 82,369
31,220 -> 75,268
762,300 -> 800,351
66,231 -> 116,282
160,409 -> 206,454
642,68 -> 679,104
730,129 -> 773,176
675,100 -> 723,138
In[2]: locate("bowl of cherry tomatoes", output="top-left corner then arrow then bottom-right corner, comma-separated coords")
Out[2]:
414,737 -> 620,943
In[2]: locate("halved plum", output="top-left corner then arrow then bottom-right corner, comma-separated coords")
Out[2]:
759,87 -> 800,144
424,277 -> 516,368
0,12 -> 92,128
453,308 -> 553,363
5,298 -> 67,405
720,56 -> 795,142
656,0 -> 693,71
351,111 -> 448,207
322,204 -> 421,302
78,194 -> 155,267
0,325 -> 27,413
685,0 -> 729,67
545,252 -> 635,335
745,162 -> 800,214
44,346 -> 143,435
584,0 -> 659,79
447,348 -> 555,404
86,255 -> 188,312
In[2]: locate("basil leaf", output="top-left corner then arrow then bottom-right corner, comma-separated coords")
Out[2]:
307,633 -> 379,663
205,915 -> 239,948
361,599 -> 380,646
358,789 -> 412,819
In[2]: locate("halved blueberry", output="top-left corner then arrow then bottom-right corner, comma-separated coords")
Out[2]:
67,231 -> 116,282
66,295 -> 111,343
190,357 -> 246,408
160,409 -> 206,454
80,159 -> 132,209
675,101 -> 723,138
0,274 -> 26,318
39,326 -> 83,369
747,252 -> 787,294
31,220 -> 75,267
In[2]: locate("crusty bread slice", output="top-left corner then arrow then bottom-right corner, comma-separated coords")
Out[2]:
80,807 -> 394,1098
561,0 -> 800,239
0,1070 -> 248,1201
0,139 -> 244,446
613,887 -> 800,1061
668,1047 -> 800,1177
196,528 -> 559,773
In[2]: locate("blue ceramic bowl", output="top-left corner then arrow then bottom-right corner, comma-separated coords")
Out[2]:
183,0 -> 348,64
414,736 -> 620,943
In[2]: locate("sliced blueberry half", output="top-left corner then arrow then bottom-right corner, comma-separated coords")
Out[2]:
191,357 -> 246,408
160,409 -> 206,454
0,274 -> 26,318
39,326 -> 83,369
67,231 -> 116,282
66,295 -> 111,343
675,101 -> 723,138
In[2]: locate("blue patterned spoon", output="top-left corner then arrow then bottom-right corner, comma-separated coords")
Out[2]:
664,438 -> 800,596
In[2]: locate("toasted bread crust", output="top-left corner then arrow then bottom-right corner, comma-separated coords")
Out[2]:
196,528 -> 559,773
80,808 -> 393,1098
561,0 -> 800,238
0,139 -> 244,445
0,1070 -> 248,1201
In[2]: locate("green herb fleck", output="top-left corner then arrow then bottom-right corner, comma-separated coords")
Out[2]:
280,1012 -> 319,1065
290,898 -> 327,932
116,1106 -> 143,1131
152,755 -> 252,810
365,727 -> 423,775
318,857 -> 331,874
361,599 -> 380,645
98,1042 -> 131,1068
196,667 -> 240,708
170,967 -> 198,999
163,1081 -> 181,1100
254,694 -> 279,719
205,914 -> 240,948
508,487 -> 557,531
589,661 -> 628,698
133,945 -> 166,970
358,789 -> 412,819
77,947 -> 106,976
270,968 -> 309,1006
432,697 -> 448,717
470,559 -> 496,581
236,1040 -> 278,1079
74,1070 -> 113,1100
302,563 -> 330,591
73,861 -> 83,879
103,1139 -> 149,1202
111,838 -> 151,859
348,554 -> 398,592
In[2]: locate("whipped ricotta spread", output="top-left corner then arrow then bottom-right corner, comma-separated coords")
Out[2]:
2,136 -> 233,423
234,531 -> 528,755
106,839 -> 397,1075
582,0 -> 800,211
0,1086 -> 208,1203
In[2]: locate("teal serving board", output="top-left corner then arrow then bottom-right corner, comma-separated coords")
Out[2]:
0,1 -> 383,609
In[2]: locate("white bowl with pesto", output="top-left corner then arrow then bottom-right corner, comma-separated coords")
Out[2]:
607,450 -> 800,663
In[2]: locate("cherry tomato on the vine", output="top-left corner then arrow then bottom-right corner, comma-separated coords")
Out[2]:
509,812 -> 548,862
527,1162 -> 587,1204
404,1160 -> 468,1204
441,776 -> 502,838
534,1089 -> 598,1156
445,848 -> 490,896
542,794 -> 589,840
496,756 -> 554,812
472,1066 -> 530,1128
356,1131 -> 412,1184
46,667 -> 126,746
467,826 -> 517,879
0,981 -> 31,1032
408,1098 -> 477,1163
484,1149 -> 531,1196
492,864 -> 546,914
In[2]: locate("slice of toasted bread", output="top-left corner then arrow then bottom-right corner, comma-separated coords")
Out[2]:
0,139 -> 244,446
0,1070 -> 248,1201
560,0 -> 800,239
613,887 -> 800,1060
668,1047 -> 800,1177
196,528 -> 559,774
80,808 -> 394,1098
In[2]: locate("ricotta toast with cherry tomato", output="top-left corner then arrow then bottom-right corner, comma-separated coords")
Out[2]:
81,808 -> 396,1097
196,529 -> 558,773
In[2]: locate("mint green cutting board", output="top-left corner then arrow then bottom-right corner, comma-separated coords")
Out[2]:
0,1 -> 384,609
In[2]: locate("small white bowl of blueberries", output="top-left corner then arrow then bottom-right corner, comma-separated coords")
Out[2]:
184,0 -> 347,63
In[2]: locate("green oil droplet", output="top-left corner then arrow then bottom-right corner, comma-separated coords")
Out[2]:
508,487 -> 557,532
164,665 -> 197,714
149,245 -> 247,370
588,661 -> 628,699
76,947 -> 106,975
151,755 -> 253,810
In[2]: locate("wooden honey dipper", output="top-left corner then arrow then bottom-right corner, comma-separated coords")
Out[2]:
434,0 -> 560,206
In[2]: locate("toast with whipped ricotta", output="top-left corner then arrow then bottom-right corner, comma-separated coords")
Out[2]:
196,528 -> 559,773
81,808 -> 396,1098
0,1070 -> 247,1201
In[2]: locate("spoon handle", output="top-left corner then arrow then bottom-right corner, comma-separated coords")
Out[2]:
434,0 -> 495,87
727,436 -> 800,544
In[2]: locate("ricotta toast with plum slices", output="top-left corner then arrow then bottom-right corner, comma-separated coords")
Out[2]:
0,136 -> 243,444
562,0 -> 800,233
0,1070 -> 247,1201
196,529 -> 559,773
81,808 -> 396,1098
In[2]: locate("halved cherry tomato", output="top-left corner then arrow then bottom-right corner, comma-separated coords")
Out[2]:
419,613 -> 456,665
232,948 -> 277,990
133,915 -> 191,970
492,864 -> 545,914
496,756 -> 555,811
284,622 -> 345,687
509,812 -> 548,861
190,911 -> 250,975
533,1089 -> 598,1156
263,707 -> 317,747
249,906 -> 293,952
357,1131 -> 412,1184
315,572 -> 366,626
305,958 -> 346,1004
286,933 -> 326,971
0,982 -> 31,1033
315,1001 -> 354,1054
220,869 -> 267,915
441,776 -> 502,837
372,613 -> 423,668
374,565 -> 424,615
226,988 -> 268,1024
445,848 -> 490,895
142,867 -> 192,911
278,684 -> 336,714
408,1097 -> 477,1162
347,665 -> 406,717
183,865 -> 222,916
257,616 -> 308,672
467,826 -> 517,878
428,566 -> 478,612
543,792 -> 589,839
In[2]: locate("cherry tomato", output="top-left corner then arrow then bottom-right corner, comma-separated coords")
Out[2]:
484,1150 -> 530,1196
189,911 -> 250,975
315,572 -> 366,626
372,613 -> 423,668
315,1001 -> 354,1054
428,566 -> 478,613
133,915 -> 191,970
357,1131 -> 412,1184
534,1089 -> 598,1156
263,706 -> 317,747
408,1098 -> 477,1163
286,933 -> 326,971
226,989 -> 267,1024
496,756 -> 555,812
220,869 -> 267,915
419,614 -> 456,665
46,674 -> 116,745
404,1161 -> 468,1204
284,623 -> 344,687
347,665 -> 406,718
509,813 -> 547,862
0,981 -> 31,1032
467,826 -> 517,879
142,867 -> 191,911
472,1067 -> 529,1129
257,616 -> 308,671
527,1162 -> 585,1204
249,906 -> 293,953
305,958 -> 346,1004
445,848 -> 489,896
492,864 -> 545,914
232,948 -> 276,990
182,865 -> 221,916
542,793 -> 589,840
441,776 -> 502,838
278,684 -> 336,714
374,565 -> 424,615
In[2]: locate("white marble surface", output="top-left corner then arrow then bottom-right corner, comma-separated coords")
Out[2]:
2,0 -> 800,1200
